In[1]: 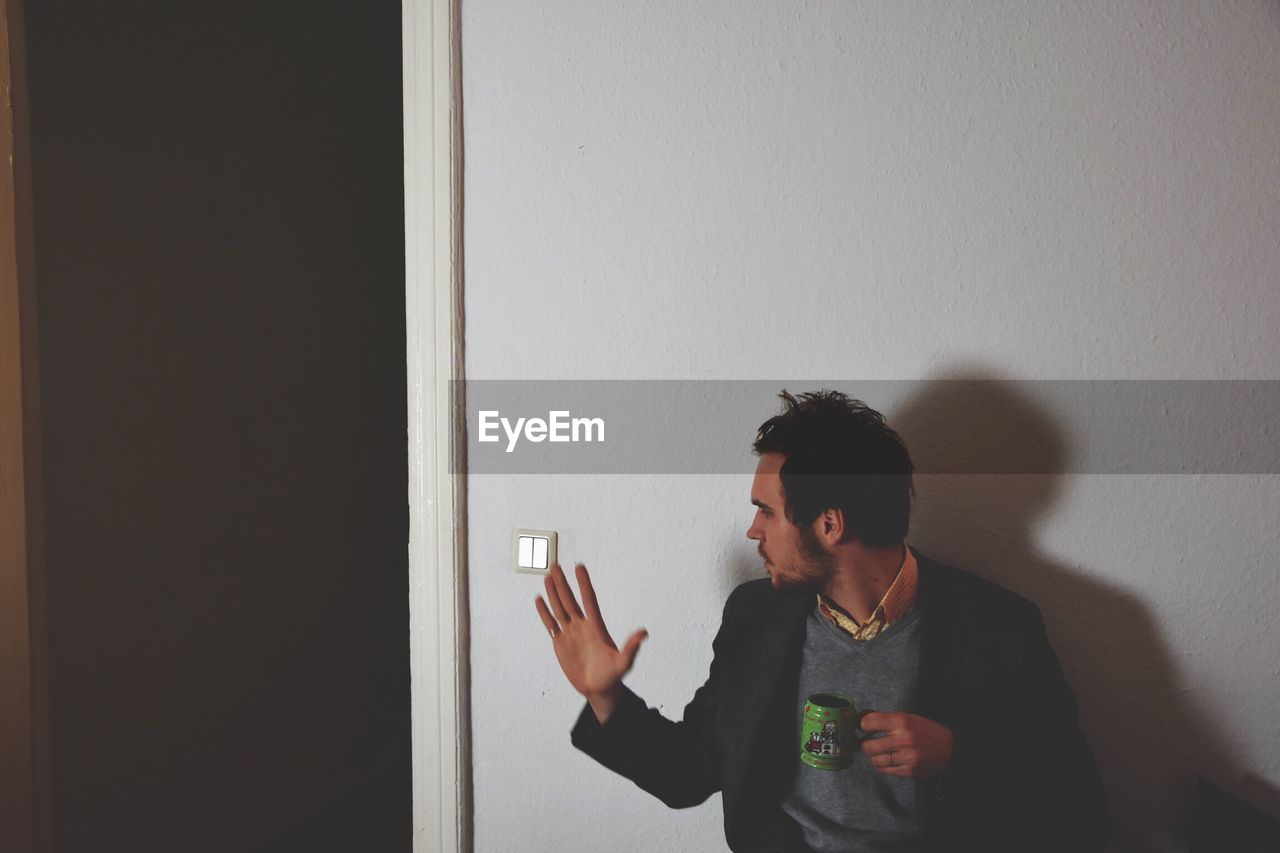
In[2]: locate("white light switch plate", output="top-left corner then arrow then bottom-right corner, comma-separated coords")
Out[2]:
513,528 -> 558,575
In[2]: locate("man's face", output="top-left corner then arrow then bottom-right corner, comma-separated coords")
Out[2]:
746,452 -> 835,592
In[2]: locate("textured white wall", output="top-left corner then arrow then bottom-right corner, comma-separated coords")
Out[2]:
461,2 -> 1280,851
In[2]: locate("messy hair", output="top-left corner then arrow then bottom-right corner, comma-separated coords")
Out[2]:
753,390 -> 913,547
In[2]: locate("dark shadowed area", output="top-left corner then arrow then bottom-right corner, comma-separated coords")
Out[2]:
24,1 -> 409,849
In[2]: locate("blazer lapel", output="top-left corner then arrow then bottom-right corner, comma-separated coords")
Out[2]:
914,550 -> 967,723
913,550 -> 970,827
722,587 -> 812,843
734,586 -> 812,740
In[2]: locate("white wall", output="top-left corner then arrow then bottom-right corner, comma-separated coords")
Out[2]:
461,2 -> 1280,851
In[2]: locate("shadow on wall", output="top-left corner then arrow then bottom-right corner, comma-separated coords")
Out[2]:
890,371 -> 1258,853
721,373 -> 1274,852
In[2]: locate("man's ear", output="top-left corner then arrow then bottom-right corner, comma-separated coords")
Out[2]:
817,507 -> 845,545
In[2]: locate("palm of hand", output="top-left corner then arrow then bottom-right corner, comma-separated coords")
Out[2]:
552,620 -> 628,697
535,562 -> 648,701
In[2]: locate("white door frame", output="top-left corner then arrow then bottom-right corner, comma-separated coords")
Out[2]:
403,0 -> 470,850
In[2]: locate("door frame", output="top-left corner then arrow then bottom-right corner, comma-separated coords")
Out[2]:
0,0 -> 49,851
403,0 -> 470,850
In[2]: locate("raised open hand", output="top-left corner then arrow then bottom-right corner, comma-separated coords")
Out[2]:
535,562 -> 647,723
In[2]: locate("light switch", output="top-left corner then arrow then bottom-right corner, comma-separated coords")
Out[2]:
514,528 -> 557,575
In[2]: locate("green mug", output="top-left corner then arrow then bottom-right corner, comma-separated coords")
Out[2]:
800,692 -> 857,770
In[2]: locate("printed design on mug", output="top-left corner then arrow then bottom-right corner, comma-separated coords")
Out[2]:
804,720 -> 844,757
800,695 -> 857,770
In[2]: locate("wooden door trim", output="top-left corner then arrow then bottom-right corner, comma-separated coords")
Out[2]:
0,0 -> 48,850
404,0 -> 469,850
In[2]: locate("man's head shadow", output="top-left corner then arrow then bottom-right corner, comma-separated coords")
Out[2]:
723,372 -> 1264,851
891,369 -> 1262,851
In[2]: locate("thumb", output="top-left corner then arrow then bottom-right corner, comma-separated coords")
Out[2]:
619,628 -> 649,670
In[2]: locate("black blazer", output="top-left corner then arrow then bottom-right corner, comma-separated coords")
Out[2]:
571,549 -> 1110,852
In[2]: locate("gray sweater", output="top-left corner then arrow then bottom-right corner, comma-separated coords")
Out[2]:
781,603 -> 924,852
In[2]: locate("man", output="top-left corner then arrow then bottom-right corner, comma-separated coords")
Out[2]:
535,391 -> 1109,852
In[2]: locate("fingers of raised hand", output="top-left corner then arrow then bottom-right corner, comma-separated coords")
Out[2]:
575,563 -> 604,623
543,572 -> 570,623
545,563 -> 584,623
550,562 -> 585,621
619,628 -> 649,668
534,596 -> 559,640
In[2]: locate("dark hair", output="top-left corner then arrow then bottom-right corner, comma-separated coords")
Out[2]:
752,390 -> 914,547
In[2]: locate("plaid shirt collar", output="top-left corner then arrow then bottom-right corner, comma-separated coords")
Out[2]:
816,544 -> 919,641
